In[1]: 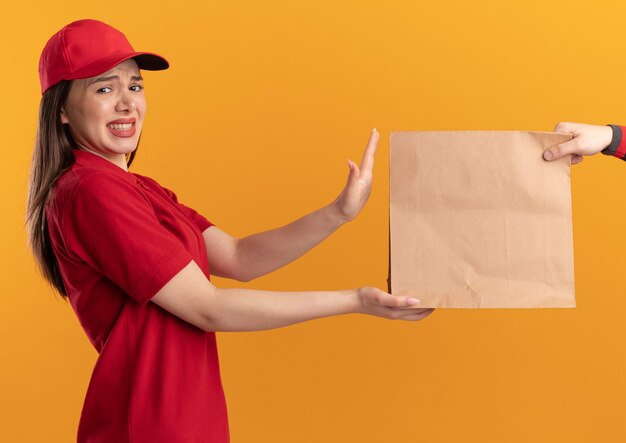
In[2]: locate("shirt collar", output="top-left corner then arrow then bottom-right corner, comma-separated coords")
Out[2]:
72,149 -> 141,185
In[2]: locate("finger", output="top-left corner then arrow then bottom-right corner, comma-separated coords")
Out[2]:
346,158 -> 359,183
401,308 -> 435,317
343,159 -> 361,198
543,138 -> 579,161
400,309 -> 435,321
553,121 -> 574,133
571,154 -> 584,165
390,307 -> 433,314
379,292 -> 420,308
359,128 -> 379,174
349,159 -> 361,180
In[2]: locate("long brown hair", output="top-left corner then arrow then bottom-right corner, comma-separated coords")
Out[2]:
26,80 -> 137,298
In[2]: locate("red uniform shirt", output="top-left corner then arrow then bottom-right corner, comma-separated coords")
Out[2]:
46,149 -> 229,442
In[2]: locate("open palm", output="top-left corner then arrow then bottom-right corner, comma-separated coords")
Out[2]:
332,128 -> 379,223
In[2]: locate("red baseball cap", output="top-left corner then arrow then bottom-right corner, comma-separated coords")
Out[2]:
38,19 -> 169,95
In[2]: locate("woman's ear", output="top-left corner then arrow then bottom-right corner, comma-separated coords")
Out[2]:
60,106 -> 69,125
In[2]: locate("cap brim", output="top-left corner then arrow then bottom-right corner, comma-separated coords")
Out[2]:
67,51 -> 169,81
132,52 -> 169,71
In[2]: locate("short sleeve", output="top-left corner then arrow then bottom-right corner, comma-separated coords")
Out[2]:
160,185 -> 214,233
131,173 -> 214,232
64,173 -> 195,305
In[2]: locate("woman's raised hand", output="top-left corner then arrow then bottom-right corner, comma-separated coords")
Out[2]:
355,287 -> 435,321
331,128 -> 380,223
544,122 -> 613,165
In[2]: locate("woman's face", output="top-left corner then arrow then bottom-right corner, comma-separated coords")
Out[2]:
61,59 -> 146,168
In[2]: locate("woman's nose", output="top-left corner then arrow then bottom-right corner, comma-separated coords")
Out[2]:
115,89 -> 137,113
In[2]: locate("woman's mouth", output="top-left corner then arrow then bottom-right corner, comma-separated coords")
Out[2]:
107,122 -> 136,137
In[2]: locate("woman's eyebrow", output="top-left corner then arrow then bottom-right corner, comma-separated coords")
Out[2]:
88,74 -> 144,85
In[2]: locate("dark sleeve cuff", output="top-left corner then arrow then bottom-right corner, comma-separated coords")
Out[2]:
603,125 -> 626,160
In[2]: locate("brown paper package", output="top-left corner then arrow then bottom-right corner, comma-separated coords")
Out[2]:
389,131 -> 575,308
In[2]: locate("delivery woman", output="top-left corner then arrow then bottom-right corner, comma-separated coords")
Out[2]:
26,19 -> 433,442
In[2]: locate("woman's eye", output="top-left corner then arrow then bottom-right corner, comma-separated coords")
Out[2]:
96,87 -> 112,94
130,85 -> 144,92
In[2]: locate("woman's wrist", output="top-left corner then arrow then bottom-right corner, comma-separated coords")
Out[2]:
344,289 -> 363,315
324,201 -> 351,229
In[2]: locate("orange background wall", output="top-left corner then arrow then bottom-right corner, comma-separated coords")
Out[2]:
2,1 -> 626,442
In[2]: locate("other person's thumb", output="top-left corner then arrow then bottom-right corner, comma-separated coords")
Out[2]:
543,139 -> 577,161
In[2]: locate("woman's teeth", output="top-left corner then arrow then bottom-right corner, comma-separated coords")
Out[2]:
108,123 -> 134,130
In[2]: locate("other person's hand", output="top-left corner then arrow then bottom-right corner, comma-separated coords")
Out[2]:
543,122 -> 613,165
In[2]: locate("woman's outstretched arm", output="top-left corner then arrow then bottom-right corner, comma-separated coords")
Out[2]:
204,129 -> 381,282
151,260 -> 434,332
